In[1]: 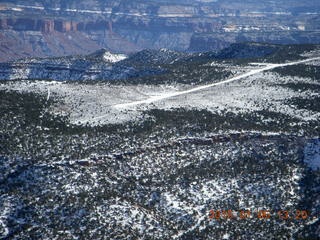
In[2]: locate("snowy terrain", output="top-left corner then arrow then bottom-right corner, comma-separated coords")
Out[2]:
1,56 -> 319,126
0,45 -> 319,239
103,52 -> 127,63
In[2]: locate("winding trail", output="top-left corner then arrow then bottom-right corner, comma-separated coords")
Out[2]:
114,57 -> 320,109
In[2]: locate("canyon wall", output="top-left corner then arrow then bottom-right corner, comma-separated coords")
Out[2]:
0,0 -> 319,61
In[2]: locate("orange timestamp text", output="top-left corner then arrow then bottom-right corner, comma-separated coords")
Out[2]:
208,209 -> 312,220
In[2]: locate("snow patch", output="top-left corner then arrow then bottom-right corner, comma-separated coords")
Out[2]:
103,52 -> 127,63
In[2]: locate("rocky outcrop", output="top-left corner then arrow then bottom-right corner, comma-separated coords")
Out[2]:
55,21 -> 78,32
42,20 -> 55,33
0,18 -> 77,32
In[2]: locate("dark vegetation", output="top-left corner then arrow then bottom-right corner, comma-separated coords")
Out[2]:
278,82 -> 320,92
272,64 -> 320,80
264,44 -> 319,63
1,87 -> 319,239
109,62 -> 232,85
143,108 -> 319,137
1,89 -> 319,162
212,43 -> 320,65
287,97 -> 320,112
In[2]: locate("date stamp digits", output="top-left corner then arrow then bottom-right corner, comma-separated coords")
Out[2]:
208,209 -> 310,220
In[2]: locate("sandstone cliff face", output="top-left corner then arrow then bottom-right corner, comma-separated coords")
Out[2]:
0,0 -> 319,61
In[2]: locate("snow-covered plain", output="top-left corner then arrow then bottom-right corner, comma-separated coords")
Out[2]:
1,57 -> 319,126
114,57 -> 320,108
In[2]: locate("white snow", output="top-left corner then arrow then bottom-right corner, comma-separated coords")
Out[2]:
1,56 -> 319,126
114,57 -> 320,109
222,233 -> 230,239
46,87 -> 51,101
0,197 -> 12,239
103,52 -> 127,63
